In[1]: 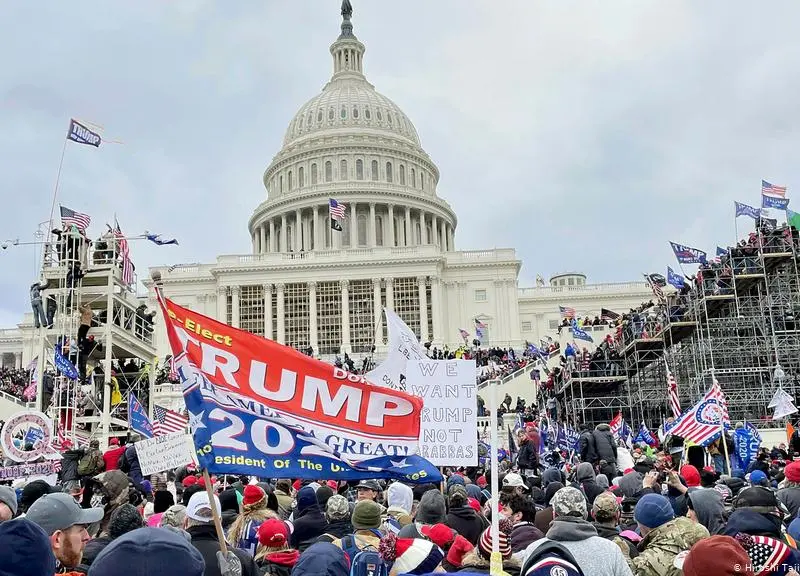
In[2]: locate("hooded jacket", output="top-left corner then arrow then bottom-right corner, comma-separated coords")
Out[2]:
579,429 -> 598,464
592,424 -> 617,464
256,549 -> 300,576
384,482 -> 413,529
291,542 -> 349,576
721,508 -> 784,540
123,443 -> 143,484
631,516 -> 709,576
59,448 -> 84,483
509,521 -> 544,553
187,523 -> 259,576
93,470 -> 131,537
290,487 -> 328,552
687,488 -> 726,535
576,462 -> 605,507
446,505 -> 489,546
516,437 -> 539,471
592,522 -> 639,559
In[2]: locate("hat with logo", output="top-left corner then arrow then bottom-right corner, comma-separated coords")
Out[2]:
502,473 -> 528,491
25,492 -> 104,536
257,518 -> 290,549
592,491 -> 620,523
356,480 -> 381,492
185,491 -> 221,523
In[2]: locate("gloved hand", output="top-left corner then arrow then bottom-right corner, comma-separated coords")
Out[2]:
217,550 -> 242,576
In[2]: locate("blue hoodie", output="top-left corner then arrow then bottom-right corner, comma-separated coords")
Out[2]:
0,518 -> 57,576
291,542 -> 349,576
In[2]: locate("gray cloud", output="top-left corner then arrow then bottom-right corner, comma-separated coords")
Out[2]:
2,1 -> 800,324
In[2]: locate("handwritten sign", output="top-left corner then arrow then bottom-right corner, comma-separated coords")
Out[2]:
135,433 -> 194,476
406,359 -> 478,467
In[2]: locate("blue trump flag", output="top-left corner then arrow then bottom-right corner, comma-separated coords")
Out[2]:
633,422 -> 658,447
733,426 -> 760,471
128,392 -> 154,438
570,319 -> 593,342
735,201 -> 762,220
667,267 -> 685,289
762,194 -> 790,210
669,241 -> 707,265
54,347 -> 78,380
182,370 -> 442,483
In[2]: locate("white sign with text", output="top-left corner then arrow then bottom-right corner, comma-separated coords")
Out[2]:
135,432 -> 195,476
406,359 -> 477,467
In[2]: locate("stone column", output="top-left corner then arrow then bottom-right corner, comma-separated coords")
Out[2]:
340,280 -> 351,352
259,225 -> 266,255
231,286 -> 240,328
388,205 -> 395,247
263,284 -> 272,339
281,214 -> 287,252
349,202 -> 357,247
15,352 -> 22,370
430,277 -> 442,344
276,283 -> 286,344
447,224 -> 455,252
308,281 -> 318,352
404,206 -> 412,246
269,219 -> 276,252
295,208 -> 302,251
385,278 -> 394,311
439,219 -> 446,250
369,202 -> 376,247
418,276 -> 429,343
217,286 -> 227,322
313,205 -> 320,250
372,278 -> 382,330
420,212 -> 427,244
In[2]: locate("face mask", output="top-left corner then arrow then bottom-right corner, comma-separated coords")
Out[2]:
91,492 -> 105,508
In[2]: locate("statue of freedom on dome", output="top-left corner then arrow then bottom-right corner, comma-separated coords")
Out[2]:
341,0 -> 353,19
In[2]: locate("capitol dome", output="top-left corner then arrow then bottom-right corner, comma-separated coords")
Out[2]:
248,2 -> 456,257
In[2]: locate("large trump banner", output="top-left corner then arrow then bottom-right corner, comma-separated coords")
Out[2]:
159,296 -> 439,483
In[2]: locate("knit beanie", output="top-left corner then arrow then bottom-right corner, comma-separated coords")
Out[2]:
0,518 -> 56,576
108,504 -> 145,539
446,475 -> 465,490
680,465 -> 701,488
326,495 -> 350,521
634,494 -> 675,529
477,518 -> 513,560
153,491 -> 174,515
315,486 -> 334,510
257,518 -> 290,549
682,535 -> 754,576
160,505 -> 187,529
88,527 -> 204,576
379,534 -> 444,576
416,490 -> 446,524
295,486 -> 317,514
0,485 -> 18,516
445,535 -> 474,568
242,485 -> 266,511
352,499 -> 382,530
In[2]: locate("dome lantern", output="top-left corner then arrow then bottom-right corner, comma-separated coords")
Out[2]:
330,0 -> 365,81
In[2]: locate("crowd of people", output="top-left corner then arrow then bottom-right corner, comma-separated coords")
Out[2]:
5,423 -> 800,576
0,367 -> 31,400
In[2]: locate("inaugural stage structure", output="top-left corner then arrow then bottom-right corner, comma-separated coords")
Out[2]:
558,223 -> 800,428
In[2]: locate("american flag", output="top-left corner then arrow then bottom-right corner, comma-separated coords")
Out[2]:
644,273 -> 666,302
667,379 -> 729,446
153,404 -> 188,436
609,411 -> 622,438
559,305 -> 576,319
168,356 -> 178,381
329,198 -> 346,220
60,206 -> 91,231
666,361 -> 681,418
458,328 -> 470,340
762,179 -> 787,198
113,220 -> 134,286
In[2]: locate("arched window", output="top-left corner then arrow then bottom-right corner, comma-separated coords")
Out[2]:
340,159 -> 348,180
340,107 -> 347,119
357,215 -> 367,246
317,110 -> 323,123
411,168 -> 416,188
328,108 -> 334,121
298,166 -> 305,187
376,216 -> 384,246
288,170 -> 293,190
353,106 -> 359,119
399,165 -> 406,185
365,107 -> 371,120
356,159 -> 364,180
279,175 -> 284,193
386,162 -> 393,183
325,161 -> 332,183
371,160 -> 379,181
311,163 -> 318,185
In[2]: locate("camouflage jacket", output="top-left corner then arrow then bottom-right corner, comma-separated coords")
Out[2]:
629,517 -> 709,576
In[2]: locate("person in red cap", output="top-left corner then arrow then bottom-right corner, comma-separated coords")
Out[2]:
778,461 -> 800,518
255,518 -> 299,576
102,438 -> 126,472
681,535 -> 754,576
228,485 -> 278,556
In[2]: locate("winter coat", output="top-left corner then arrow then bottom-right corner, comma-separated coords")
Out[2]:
457,548 -> 521,575
274,489 -> 293,519
60,449 -> 84,483
446,505 -> 489,546
593,522 -> 638,559
534,506 -> 554,535
777,485 -> 800,519
524,516 -> 632,576
188,524 -> 259,576
256,550 -> 299,576
93,470 -> 132,537
630,516 -> 708,576
687,488 -> 726,535
102,446 -> 125,471
509,521 -> 544,553
516,440 -> 539,471
292,542 -> 350,576
290,500 -> 328,551
123,443 -> 143,484
593,424 -> 617,464
579,430 -> 598,464
317,519 -> 353,542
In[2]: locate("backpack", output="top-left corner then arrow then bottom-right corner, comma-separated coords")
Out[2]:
78,450 -> 102,476
340,534 -> 388,576
520,540 -> 585,576
117,447 -> 131,473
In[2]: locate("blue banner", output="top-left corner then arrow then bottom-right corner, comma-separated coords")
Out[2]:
184,378 -> 442,483
762,194 -> 790,210
734,427 -> 760,471
735,201 -> 762,220
24,427 -> 45,447
670,241 -> 707,265
667,266 -> 685,289
128,392 -> 154,439
570,319 -> 593,342
633,422 -> 658,447
716,246 -> 727,258
54,347 -> 78,380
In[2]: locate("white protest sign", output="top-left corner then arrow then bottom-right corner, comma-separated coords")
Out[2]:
135,432 -> 194,476
367,308 -> 427,390
406,359 -> 477,467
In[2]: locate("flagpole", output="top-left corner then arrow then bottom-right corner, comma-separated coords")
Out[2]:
44,135 -> 69,267
488,378 -> 502,574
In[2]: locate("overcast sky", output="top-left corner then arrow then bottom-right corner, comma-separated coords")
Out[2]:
2,1 -> 800,327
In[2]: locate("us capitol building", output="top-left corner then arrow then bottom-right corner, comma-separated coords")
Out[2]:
0,4 -> 652,370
